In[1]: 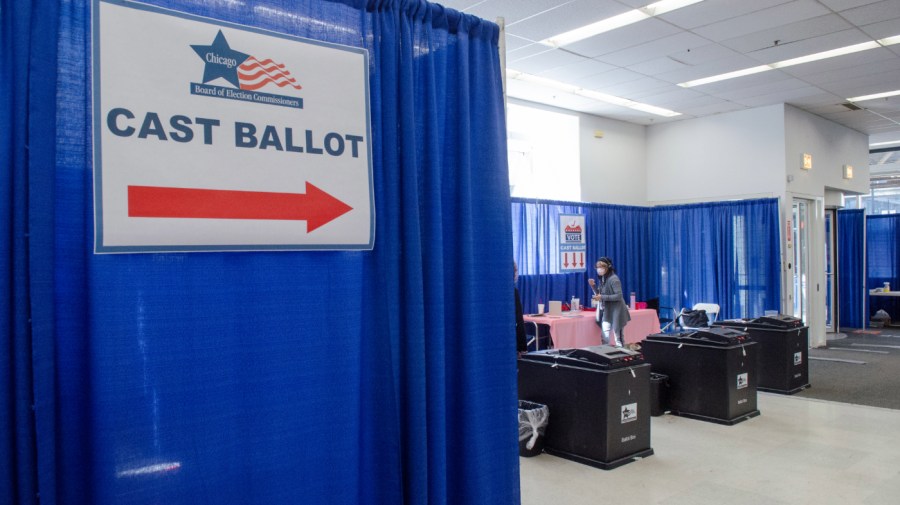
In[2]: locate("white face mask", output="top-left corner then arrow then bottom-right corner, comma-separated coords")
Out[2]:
596,267 -> 605,275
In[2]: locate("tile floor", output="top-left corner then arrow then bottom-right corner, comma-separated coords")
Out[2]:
520,393 -> 900,504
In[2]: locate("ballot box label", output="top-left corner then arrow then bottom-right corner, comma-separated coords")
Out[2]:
736,372 -> 749,389
793,352 -> 802,365
621,403 -> 637,424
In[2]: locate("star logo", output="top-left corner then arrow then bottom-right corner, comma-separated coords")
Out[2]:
191,30 -> 249,88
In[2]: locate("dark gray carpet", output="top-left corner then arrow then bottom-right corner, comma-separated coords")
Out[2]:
793,327 -> 900,410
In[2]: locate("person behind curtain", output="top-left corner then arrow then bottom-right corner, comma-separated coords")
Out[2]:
514,261 -> 527,355
588,257 -> 630,347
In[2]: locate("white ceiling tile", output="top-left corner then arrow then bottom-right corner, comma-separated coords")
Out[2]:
504,0 -> 631,42
857,17 -> 900,38
591,76 -> 678,98
719,15 -> 854,56
507,47 -> 587,73
629,87 -> 708,108
815,66 -> 900,96
839,0 -> 900,26
593,32 -> 709,67
507,43 -> 559,61
786,92 -> 848,107
712,77 -> 810,101
745,29 -> 870,65
572,67 -> 647,88
663,43 -> 748,67
678,101 -> 750,117
445,0 -> 570,26
537,58 -> 618,81
777,48 -> 899,80
659,0 -> 793,30
629,93 -> 728,110
654,54 -> 771,84
819,0 -> 886,10
734,86 -> 827,107
627,55 -> 688,75
505,33 -> 540,52
693,0 -> 833,42
506,79 -> 599,109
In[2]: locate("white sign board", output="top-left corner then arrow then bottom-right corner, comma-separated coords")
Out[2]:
559,214 -> 586,272
93,0 -> 374,252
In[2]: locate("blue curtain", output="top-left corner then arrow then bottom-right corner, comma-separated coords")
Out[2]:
512,197 -> 781,320
512,198 -> 651,315
867,214 -> 900,323
3,1 -> 518,505
2,0 -> 60,503
649,198 -> 781,319
837,209 -> 866,329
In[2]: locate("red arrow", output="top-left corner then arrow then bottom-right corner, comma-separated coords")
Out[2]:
579,253 -> 584,267
128,183 -> 352,232
563,252 -> 569,268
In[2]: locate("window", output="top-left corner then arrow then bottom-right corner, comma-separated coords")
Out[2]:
507,103 -> 580,201
864,148 -> 900,214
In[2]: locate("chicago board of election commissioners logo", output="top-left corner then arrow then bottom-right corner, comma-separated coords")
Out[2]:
190,30 -> 305,109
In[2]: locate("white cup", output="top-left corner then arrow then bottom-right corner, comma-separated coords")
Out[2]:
572,298 -> 580,311
537,303 -> 545,314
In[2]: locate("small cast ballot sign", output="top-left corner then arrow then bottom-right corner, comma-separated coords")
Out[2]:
559,214 -> 586,272
92,0 -> 374,252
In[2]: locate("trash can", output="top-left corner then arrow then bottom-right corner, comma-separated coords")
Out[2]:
649,373 -> 669,416
641,328 -> 759,425
714,315 -> 809,394
518,345 -> 653,470
518,400 -> 549,457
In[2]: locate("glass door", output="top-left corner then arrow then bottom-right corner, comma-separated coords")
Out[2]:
824,210 -> 836,332
792,200 -> 810,324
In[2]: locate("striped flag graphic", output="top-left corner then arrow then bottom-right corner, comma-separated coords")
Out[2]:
237,56 -> 302,91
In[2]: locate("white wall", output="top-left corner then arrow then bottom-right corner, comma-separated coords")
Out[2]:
784,104 -> 870,197
509,98 -> 647,206
644,103 -> 870,345
782,105 -> 869,346
645,104 -> 786,205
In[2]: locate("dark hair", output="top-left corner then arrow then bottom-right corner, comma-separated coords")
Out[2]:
597,257 -> 616,276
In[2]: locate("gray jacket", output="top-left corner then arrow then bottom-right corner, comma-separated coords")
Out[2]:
593,273 -> 631,335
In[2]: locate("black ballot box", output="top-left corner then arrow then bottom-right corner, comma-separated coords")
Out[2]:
518,345 -> 653,470
641,328 -> 760,425
714,315 -> 810,394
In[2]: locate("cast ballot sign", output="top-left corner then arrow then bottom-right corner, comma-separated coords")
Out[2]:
559,214 -> 586,273
92,0 -> 374,252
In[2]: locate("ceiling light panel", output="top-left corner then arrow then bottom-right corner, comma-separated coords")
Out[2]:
564,18 -> 682,59
538,0 -> 704,48
507,70 -> 681,117
849,89 -> 900,102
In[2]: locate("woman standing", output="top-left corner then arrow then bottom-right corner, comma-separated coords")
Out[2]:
588,257 -> 630,348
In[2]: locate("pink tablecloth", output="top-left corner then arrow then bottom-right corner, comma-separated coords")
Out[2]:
523,309 -> 660,348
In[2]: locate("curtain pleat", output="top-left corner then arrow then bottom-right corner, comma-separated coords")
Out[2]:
837,210 -> 866,328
